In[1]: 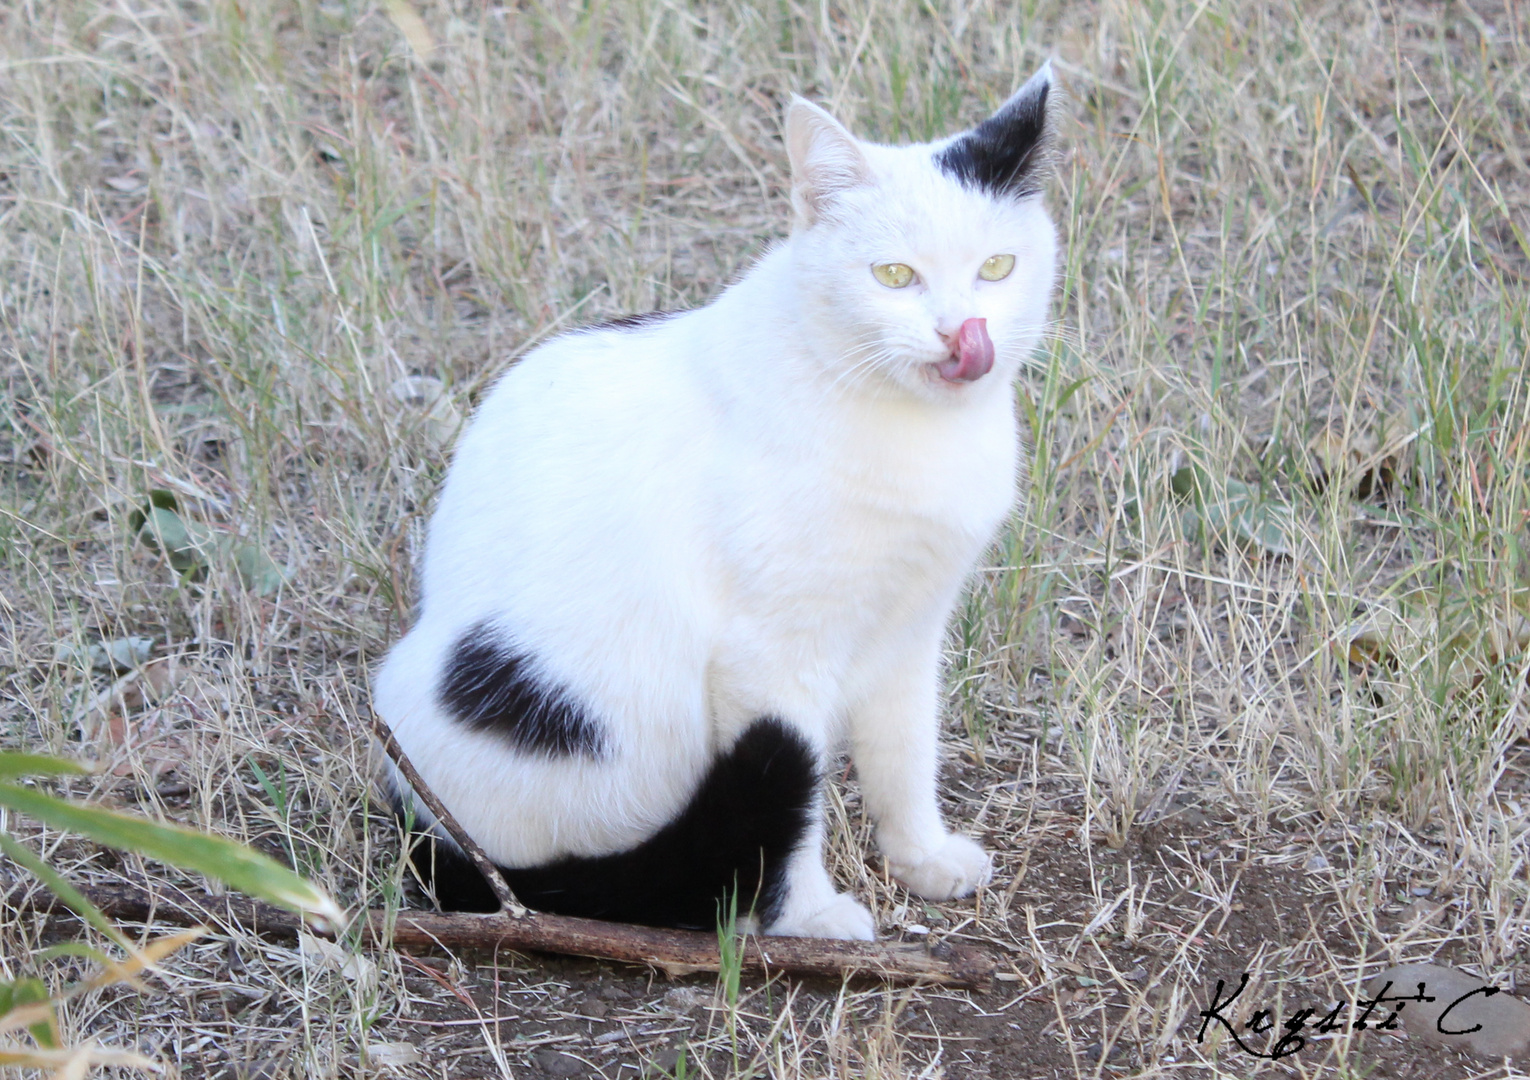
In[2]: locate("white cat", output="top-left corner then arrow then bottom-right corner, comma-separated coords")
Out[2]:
374,64 -> 1059,940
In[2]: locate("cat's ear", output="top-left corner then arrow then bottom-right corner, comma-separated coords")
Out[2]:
936,61 -> 1057,200
785,97 -> 871,227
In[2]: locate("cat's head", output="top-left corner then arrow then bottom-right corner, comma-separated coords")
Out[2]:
784,64 -> 1059,402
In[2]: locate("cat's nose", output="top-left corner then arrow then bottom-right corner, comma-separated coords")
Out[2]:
935,317 -> 995,383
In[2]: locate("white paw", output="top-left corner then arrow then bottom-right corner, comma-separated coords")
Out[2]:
768,893 -> 876,940
887,833 -> 992,900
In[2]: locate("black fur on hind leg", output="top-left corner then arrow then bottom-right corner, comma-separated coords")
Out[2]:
392,801 -> 501,913
397,717 -> 818,930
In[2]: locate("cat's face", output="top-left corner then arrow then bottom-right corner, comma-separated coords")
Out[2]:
786,65 -> 1058,403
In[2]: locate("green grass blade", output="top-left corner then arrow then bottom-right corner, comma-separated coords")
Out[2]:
0,833 -> 131,950
32,942 -> 112,966
0,783 -> 341,924
0,754 -> 89,781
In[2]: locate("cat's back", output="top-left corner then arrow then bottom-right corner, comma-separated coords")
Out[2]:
465,312 -> 700,461
420,312 -> 717,623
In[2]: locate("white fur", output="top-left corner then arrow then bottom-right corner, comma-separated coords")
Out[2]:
374,74 -> 1058,939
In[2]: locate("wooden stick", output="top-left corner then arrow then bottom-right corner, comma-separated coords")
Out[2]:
368,709 -> 526,917
25,882 -> 996,990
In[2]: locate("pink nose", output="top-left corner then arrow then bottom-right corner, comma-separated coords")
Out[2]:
936,318 -> 995,383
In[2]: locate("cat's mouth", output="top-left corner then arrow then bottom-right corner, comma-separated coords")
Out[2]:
933,318 -> 995,384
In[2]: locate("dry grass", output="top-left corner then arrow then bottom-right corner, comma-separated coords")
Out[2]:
3,0 -> 1529,1077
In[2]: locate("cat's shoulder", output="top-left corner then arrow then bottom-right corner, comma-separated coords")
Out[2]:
578,310 -> 681,334
478,308 -> 694,407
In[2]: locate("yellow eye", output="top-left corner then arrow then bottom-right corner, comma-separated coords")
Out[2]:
979,253 -> 1016,281
872,262 -> 915,288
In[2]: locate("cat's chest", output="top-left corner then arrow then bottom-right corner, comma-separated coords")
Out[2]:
817,392 -> 1017,533
715,393 -> 1019,594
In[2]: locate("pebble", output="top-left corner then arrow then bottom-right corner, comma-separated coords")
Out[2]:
662,986 -> 704,1013
365,1042 -> 421,1068
649,1045 -> 685,1072
533,1050 -> 586,1078
1368,963 -> 1530,1061
213,1060 -> 284,1080
1084,1040 -> 1127,1063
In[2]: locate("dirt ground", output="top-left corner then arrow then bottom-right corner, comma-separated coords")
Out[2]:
12,726 -> 1526,1078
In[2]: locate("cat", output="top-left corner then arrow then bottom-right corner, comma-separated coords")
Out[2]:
374,62 -> 1059,940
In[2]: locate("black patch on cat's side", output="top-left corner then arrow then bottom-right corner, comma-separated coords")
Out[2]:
935,80 -> 1052,200
404,717 -> 818,929
439,623 -> 604,758
582,310 -> 677,333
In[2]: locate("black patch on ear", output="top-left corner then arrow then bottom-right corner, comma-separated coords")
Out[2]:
935,80 -> 1052,199
439,622 -> 604,758
582,310 -> 676,332
403,717 -> 818,930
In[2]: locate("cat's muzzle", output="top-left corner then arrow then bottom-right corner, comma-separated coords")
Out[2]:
935,317 -> 995,383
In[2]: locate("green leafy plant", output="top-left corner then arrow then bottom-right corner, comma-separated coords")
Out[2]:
0,751 -> 340,1074
1170,461 -> 1295,556
129,489 -> 289,596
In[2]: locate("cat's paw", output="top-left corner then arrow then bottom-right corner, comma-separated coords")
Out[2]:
887,834 -> 992,900
768,893 -> 876,940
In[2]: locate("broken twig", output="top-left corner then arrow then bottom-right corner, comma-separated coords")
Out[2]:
23,881 -> 997,990
367,708 -> 526,917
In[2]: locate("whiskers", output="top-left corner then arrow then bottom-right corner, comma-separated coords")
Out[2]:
1018,317 -> 1079,354
827,317 -> 1076,400
824,330 -> 906,400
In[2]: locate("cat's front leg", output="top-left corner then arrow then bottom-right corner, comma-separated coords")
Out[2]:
849,633 -> 993,901
766,801 -> 875,940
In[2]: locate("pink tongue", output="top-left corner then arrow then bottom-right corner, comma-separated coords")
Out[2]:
936,318 -> 995,383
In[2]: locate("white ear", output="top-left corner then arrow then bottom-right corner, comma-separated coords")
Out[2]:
785,97 -> 870,227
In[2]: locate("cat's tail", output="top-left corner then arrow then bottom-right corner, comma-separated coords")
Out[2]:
397,717 -> 818,930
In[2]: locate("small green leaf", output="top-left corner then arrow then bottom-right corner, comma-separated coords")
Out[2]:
1213,477 -> 1294,555
126,489 -> 180,536
54,636 -> 154,672
0,782 -> 341,924
1169,464 -> 1293,555
0,977 -> 58,1048
248,756 -> 288,818
1053,374 -> 1094,412
234,543 -> 289,596
0,753 -> 89,781
140,506 -> 211,572
1169,464 -> 1200,501
136,507 -> 189,553
131,494 -> 215,575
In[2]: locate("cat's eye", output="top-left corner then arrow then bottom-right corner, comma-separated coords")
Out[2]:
979,254 -> 1016,282
872,262 -> 915,289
